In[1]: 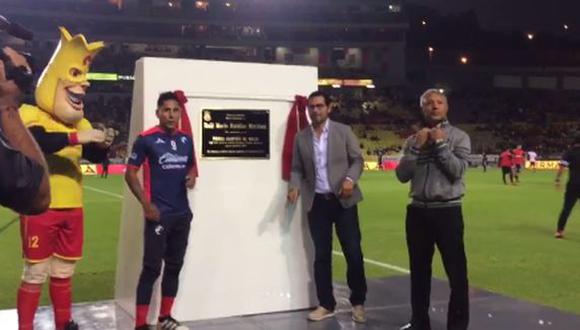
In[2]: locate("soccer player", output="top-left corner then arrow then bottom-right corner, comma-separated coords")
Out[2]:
125,91 -> 197,330
481,151 -> 488,172
512,145 -> 525,183
527,150 -> 538,172
499,148 -> 514,185
101,153 -> 110,178
554,136 -> 580,239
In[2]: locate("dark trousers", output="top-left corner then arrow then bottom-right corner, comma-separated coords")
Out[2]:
136,213 -> 192,305
501,166 -> 513,184
557,185 -> 580,232
307,194 -> 367,311
406,205 -> 469,330
101,165 -> 108,178
514,164 -> 522,182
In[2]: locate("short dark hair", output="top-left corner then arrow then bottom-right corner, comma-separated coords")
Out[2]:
308,91 -> 331,106
157,91 -> 179,107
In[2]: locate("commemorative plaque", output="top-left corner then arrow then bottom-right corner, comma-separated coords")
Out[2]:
201,109 -> 270,158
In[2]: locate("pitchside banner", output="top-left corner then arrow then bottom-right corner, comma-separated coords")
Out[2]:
81,164 -> 127,175
525,160 -> 560,170
80,164 -> 98,175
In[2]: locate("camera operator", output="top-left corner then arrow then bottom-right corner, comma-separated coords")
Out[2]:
0,46 -> 50,214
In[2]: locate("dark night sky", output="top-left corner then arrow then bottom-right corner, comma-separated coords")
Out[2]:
410,0 -> 580,32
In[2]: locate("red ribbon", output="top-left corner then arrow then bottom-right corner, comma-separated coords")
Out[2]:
281,95 -> 308,181
174,90 -> 198,177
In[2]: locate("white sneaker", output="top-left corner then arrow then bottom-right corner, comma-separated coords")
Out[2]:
157,316 -> 189,330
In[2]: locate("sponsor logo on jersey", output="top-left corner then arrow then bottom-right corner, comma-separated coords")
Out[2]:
159,152 -> 188,169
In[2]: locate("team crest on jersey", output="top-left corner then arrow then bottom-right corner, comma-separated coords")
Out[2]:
181,136 -> 188,144
155,225 -> 164,235
155,138 -> 166,144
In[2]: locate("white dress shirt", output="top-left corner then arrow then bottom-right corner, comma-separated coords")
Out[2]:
312,120 -> 332,193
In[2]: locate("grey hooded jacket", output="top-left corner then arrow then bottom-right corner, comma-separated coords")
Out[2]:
396,121 -> 471,206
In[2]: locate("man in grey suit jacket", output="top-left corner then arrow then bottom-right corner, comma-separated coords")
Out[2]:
288,91 -> 367,323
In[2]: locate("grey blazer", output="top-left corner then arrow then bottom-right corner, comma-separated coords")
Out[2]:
290,120 -> 364,211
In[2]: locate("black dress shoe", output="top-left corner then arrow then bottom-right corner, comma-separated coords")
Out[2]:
135,325 -> 152,330
64,320 -> 79,330
400,322 -> 431,330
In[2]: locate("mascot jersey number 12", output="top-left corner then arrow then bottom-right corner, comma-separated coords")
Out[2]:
17,27 -> 115,330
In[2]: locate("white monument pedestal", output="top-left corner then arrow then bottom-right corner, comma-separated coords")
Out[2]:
115,58 -> 318,322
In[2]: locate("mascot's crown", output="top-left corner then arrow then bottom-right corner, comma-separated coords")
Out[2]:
54,26 -> 104,76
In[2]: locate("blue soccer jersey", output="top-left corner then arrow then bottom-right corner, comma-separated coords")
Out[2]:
128,126 -> 196,217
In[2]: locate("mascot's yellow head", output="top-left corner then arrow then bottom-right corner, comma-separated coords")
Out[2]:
35,27 -> 104,125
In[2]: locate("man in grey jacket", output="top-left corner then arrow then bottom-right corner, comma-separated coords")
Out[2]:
288,91 -> 367,323
396,89 -> 471,330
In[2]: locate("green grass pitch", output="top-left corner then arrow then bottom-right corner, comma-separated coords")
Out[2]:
0,169 -> 578,315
